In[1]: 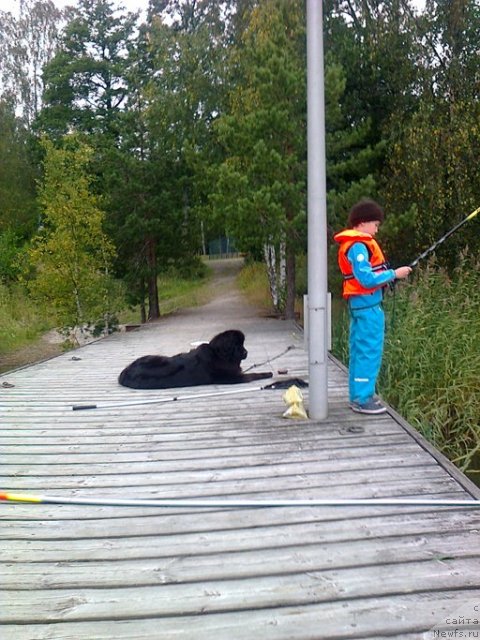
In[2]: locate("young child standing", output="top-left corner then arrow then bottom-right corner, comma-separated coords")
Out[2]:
333,199 -> 411,414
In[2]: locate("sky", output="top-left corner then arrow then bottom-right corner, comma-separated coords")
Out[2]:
3,0 -> 150,16
3,0 -> 426,17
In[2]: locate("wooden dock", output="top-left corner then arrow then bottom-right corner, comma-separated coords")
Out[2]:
2,276 -> 480,639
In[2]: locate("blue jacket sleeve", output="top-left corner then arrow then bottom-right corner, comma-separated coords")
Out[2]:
347,242 -> 395,289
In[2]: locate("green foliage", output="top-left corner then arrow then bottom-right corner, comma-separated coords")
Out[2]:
26,136 -> 118,334
213,0 -> 306,316
294,253 -> 307,297
0,229 -> 24,284
38,0 -> 138,138
325,1 -> 422,132
382,1 -> 480,269
384,101 -> 480,268
378,203 -> 417,268
215,0 -> 306,245
0,100 -> 38,236
324,0 -> 422,229
103,1 -> 228,318
323,56 -> 382,230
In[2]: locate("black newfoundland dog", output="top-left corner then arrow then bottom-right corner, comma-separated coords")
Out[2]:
118,329 -> 273,389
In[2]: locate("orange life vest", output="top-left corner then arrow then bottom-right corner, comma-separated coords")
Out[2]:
333,229 -> 390,298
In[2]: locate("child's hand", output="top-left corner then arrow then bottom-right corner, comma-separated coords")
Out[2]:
394,266 -> 412,279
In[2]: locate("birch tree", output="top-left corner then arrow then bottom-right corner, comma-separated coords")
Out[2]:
0,0 -> 62,126
27,137 -> 117,337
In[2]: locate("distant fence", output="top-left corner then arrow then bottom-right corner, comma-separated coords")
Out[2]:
203,252 -> 243,260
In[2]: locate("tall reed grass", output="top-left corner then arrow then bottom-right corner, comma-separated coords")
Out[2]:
332,260 -> 480,475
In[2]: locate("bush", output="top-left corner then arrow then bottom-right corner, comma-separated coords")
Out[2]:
0,230 -> 24,283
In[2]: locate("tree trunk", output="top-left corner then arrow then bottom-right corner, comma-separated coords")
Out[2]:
263,243 -> 279,309
146,236 -> 160,320
140,277 -> 147,324
284,244 -> 296,320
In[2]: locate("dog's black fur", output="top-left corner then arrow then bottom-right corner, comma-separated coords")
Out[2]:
118,329 -> 273,389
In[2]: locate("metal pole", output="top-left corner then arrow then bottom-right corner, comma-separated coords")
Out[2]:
307,0 -> 328,419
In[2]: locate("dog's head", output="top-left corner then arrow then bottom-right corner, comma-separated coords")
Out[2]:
209,330 -> 247,365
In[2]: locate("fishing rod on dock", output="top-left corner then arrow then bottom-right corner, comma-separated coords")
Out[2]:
1,492 -> 480,509
71,377 -> 307,411
71,385 -> 266,411
409,205 -> 480,268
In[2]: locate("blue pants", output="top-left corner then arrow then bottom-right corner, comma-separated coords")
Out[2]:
349,304 -> 385,404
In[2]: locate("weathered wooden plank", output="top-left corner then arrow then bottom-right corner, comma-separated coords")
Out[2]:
2,590 -> 480,640
1,503 -> 476,541
2,557 -> 479,623
0,430 -> 413,453
0,418 -> 400,440
0,434 -> 415,464
1,461 -> 444,492
0,448 -> 431,480
0,410 -> 387,429
1,512 -> 479,566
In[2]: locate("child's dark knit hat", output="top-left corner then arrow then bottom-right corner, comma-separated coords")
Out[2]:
347,199 -> 385,227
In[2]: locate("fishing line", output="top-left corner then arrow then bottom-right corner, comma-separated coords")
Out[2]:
388,204 -> 480,327
409,205 -> 480,268
243,345 -> 296,373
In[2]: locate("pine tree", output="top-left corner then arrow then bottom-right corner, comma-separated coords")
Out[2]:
214,0 -> 306,318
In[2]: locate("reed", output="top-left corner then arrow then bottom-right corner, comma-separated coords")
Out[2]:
332,259 -> 480,474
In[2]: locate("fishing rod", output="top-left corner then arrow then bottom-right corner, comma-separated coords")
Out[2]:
1,492 -> 479,509
70,377 -> 307,411
409,205 -> 480,268
71,385 -> 266,411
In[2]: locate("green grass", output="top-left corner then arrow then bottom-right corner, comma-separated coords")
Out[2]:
118,268 -> 213,325
1,266 -> 213,360
158,271 -> 212,310
331,259 -> 480,476
0,284 -> 55,354
237,262 -> 276,314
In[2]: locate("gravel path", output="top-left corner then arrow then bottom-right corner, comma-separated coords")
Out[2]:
0,258 -> 263,374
